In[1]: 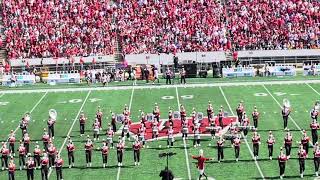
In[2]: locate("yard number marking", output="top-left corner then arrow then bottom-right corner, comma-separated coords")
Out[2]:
161,95 -> 194,100
254,92 -> 300,97
58,98 -> 102,104
0,102 -> 9,106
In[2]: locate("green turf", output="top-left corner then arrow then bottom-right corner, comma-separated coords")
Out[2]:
1,82 -> 320,179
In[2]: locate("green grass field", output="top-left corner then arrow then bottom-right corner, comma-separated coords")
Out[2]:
1,80 -> 320,180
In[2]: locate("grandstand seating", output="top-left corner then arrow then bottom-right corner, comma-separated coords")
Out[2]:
1,0 -> 319,59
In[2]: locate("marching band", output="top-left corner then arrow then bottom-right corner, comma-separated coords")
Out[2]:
2,99 -> 320,180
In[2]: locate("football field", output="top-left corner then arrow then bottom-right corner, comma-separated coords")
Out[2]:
1,80 -> 320,180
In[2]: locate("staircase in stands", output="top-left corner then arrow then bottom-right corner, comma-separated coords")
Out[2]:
0,2 -> 7,69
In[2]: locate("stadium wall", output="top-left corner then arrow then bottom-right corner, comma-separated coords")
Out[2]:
8,49 -> 320,67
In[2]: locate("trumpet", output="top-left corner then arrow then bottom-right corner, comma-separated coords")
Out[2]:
49,109 -> 57,120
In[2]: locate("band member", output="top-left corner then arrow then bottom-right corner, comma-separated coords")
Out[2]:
152,120 -> 159,140
33,143 -> 42,169
153,104 -> 160,122
267,131 -> 275,160
180,67 -> 186,84
93,118 -> 100,141
165,67 -> 172,85
40,152 -> 49,180
168,109 -> 174,127
229,124 -> 238,144
242,113 -> 250,137
123,104 -> 130,117
107,125 -> 115,148
55,155 -> 64,180
8,130 -> 16,156
19,118 -> 28,137
298,144 -> 307,178
311,119 -> 319,145
217,137 -> 225,162
117,138 -> 125,167
278,147 -> 288,179
26,154 -> 35,180
210,121 -> 220,139
101,140 -> 109,168
191,108 -> 197,125
23,132 -> 30,154
252,131 -> 261,160
1,142 -> 9,170
122,116 -> 130,140
111,112 -> 117,132
139,111 -> 147,127
79,111 -> 87,136
217,107 -> 224,128
133,136 -> 142,166
167,126 -> 174,148
300,130 -> 310,155
96,107 -> 103,130
47,116 -> 56,139
236,103 -> 244,123
191,149 -> 212,180
311,108 -> 318,121
182,121 -> 188,139
252,106 -> 260,129
18,141 -> 26,170
233,135 -> 241,161
207,102 -> 214,123
8,157 -> 15,180
138,125 -> 146,146
282,105 -> 291,130
314,143 -> 320,177
193,124 -> 201,147
284,131 -> 293,158
85,136 -> 93,167
66,138 -> 75,168
180,105 -> 186,122
42,129 -> 50,152
48,142 -> 57,168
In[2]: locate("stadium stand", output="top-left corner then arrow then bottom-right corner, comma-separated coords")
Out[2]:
1,0 -> 319,60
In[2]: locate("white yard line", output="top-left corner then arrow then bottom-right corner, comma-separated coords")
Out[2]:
219,86 -> 265,180
0,93 -> 5,98
306,83 -> 320,96
175,86 -> 192,180
2,79 -> 320,94
48,90 -> 91,178
116,86 -> 135,180
11,92 -> 48,135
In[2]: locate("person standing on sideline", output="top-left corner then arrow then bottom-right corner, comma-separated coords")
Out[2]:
278,147 -> 288,179
180,67 -> 186,84
191,149 -> 213,180
165,67 -> 172,85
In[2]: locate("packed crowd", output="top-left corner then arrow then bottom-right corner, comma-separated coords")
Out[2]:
1,0 -> 319,59
2,0 -> 116,59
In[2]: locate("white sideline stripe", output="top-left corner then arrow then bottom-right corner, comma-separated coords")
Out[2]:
306,83 -> 320,96
48,90 -> 91,178
116,86 -> 135,180
11,92 -> 48,136
219,86 -> 265,180
2,79 -> 320,94
176,86 -> 192,180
